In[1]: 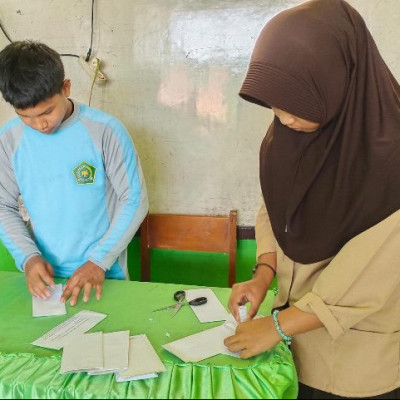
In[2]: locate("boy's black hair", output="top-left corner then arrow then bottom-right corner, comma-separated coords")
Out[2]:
0,40 -> 65,109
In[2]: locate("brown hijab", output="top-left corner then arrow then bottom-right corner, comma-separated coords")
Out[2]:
240,0 -> 400,263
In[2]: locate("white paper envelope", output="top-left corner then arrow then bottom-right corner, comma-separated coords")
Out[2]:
162,317 -> 239,362
87,330 -> 130,375
185,288 -> 230,323
32,284 -> 66,317
115,373 -> 158,382
60,332 -> 103,374
115,334 -> 166,381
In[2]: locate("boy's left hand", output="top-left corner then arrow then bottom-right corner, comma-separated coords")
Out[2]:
61,261 -> 105,306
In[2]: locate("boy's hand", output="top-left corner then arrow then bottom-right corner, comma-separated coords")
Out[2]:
25,255 -> 55,299
61,261 -> 105,306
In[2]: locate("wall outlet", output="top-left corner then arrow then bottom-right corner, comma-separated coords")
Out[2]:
78,56 -> 107,85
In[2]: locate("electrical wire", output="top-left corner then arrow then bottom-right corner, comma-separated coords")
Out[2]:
0,1 -> 101,107
0,18 -> 13,43
0,1 -> 95,62
60,53 -> 79,58
63,0 -> 94,60
85,0 -> 95,61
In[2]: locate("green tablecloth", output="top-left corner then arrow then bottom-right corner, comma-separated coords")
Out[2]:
0,271 -> 298,399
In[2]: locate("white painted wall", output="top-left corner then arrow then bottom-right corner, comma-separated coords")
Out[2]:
0,0 -> 399,225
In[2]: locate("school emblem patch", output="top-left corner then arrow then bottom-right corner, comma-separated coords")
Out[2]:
72,161 -> 96,185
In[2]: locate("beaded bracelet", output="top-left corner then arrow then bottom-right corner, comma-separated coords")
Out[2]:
252,262 -> 276,276
272,309 -> 292,346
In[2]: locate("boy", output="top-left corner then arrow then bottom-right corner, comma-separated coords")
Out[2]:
0,40 -> 148,306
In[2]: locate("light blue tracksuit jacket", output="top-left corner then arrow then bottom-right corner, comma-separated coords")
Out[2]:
0,100 -> 148,279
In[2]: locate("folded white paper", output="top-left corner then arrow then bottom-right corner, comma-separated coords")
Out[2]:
116,372 -> 158,382
185,288 -> 230,323
87,330 -> 130,375
115,334 -> 166,381
60,332 -> 103,374
31,310 -> 107,350
162,315 -> 240,362
238,305 -> 248,322
32,284 -> 66,317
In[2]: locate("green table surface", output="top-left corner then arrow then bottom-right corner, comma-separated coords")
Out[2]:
0,270 -> 297,399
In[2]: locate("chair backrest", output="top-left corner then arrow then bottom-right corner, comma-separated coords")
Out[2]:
140,210 -> 237,287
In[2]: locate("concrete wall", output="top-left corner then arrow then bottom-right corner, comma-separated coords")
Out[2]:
0,0 -> 399,225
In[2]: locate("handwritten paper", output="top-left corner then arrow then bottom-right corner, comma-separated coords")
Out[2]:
31,310 -> 107,350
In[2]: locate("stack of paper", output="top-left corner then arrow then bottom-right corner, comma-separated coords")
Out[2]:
61,331 -> 165,379
60,330 -> 129,374
31,310 -> 166,380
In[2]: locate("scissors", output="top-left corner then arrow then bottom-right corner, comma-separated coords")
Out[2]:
153,290 -> 207,317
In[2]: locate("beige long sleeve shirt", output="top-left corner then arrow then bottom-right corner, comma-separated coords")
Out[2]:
256,201 -> 400,397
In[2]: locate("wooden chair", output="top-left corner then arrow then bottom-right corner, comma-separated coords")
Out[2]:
140,210 -> 237,287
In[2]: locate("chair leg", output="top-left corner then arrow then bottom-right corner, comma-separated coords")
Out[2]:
140,213 -> 151,282
228,210 -> 237,287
